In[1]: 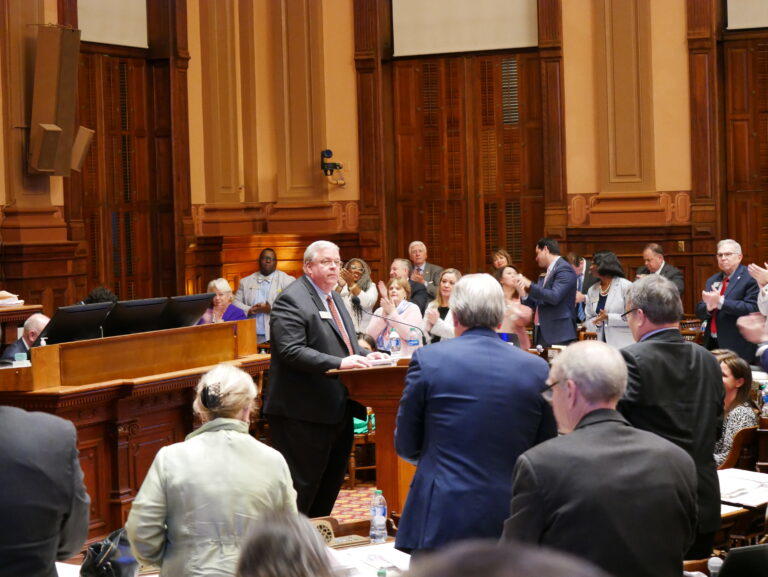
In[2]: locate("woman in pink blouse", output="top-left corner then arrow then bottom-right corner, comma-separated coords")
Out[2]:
366,278 -> 423,356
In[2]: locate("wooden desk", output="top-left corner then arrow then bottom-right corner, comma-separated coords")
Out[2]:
758,416 -> 768,473
0,319 -> 268,541
333,363 -> 415,516
0,304 -> 43,352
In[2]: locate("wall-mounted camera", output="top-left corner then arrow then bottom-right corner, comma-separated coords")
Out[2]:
320,149 -> 343,176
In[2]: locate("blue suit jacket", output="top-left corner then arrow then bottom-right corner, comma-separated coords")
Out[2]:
394,327 -> 557,551
695,264 -> 759,361
524,257 -> 578,345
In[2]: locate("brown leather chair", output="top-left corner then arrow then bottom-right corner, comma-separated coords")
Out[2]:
578,331 -> 598,341
718,426 -> 758,470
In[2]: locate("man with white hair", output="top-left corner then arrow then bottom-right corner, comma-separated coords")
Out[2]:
1,313 -> 49,362
394,274 -> 556,553
408,241 -> 443,299
265,240 -> 387,517
503,340 -> 698,577
696,239 -> 759,361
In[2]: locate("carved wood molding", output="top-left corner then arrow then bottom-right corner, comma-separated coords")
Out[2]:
568,191 -> 692,227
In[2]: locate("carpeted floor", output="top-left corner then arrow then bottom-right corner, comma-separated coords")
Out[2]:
331,481 -> 377,523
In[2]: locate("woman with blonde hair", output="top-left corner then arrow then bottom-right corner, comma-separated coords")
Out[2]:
366,278 -> 423,356
126,364 -> 297,576
424,268 -> 462,343
198,278 -> 248,324
711,349 -> 759,466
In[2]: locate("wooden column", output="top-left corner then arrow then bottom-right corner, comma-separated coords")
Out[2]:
538,0 -> 568,240
353,0 -> 395,279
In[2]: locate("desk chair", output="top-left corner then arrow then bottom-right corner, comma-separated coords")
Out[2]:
346,407 -> 376,489
718,427 -> 758,471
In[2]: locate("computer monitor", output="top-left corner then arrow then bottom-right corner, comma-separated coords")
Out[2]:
35,302 -> 115,346
162,293 -> 214,329
101,297 -> 169,337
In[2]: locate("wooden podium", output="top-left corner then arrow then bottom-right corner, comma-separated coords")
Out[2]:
332,363 -> 416,514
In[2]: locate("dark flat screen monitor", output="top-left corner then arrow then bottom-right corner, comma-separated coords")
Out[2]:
162,293 -> 214,329
35,302 -> 115,346
102,298 -> 169,337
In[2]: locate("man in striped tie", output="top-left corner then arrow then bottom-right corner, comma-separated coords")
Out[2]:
265,240 -> 388,516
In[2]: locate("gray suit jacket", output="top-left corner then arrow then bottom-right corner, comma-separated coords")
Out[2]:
233,269 -> 295,340
413,262 -> 444,299
0,406 -> 90,577
265,275 -> 368,425
503,409 -> 697,577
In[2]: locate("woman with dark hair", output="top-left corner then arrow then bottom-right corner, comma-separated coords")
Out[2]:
336,258 -> 377,332
584,252 -> 633,348
494,265 -> 533,349
712,349 -> 759,466
491,248 -> 513,271
126,364 -> 297,576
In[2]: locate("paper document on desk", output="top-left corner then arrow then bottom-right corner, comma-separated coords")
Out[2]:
718,468 -> 768,507
329,542 -> 410,576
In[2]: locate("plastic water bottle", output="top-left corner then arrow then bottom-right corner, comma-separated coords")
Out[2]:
707,556 -> 723,577
369,489 -> 388,544
407,327 -> 420,349
389,329 -> 401,358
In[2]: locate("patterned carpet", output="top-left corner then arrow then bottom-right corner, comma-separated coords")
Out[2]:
332,481 -> 377,523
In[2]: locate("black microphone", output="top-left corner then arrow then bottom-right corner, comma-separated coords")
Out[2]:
351,295 -> 427,341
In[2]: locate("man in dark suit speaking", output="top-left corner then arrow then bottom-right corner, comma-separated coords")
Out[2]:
515,238 -> 577,347
265,240 -> 387,516
503,340 -> 697,577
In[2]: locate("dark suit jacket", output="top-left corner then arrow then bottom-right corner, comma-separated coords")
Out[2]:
618,329 -> 723,534
503,409 -> 697,577
265,275 -> 368,425
408,280 -> 429,314
636,262 -> 685,294
695,264 -> 759,361
523,257 -> 578,345
0,338 -> 28,362
394,327 -> 557,551
0,406 -> 90,577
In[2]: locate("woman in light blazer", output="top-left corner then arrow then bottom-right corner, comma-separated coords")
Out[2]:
584,252 -> 634,349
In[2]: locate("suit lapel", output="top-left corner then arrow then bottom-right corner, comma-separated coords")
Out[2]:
301,276 -> 353,350
723,266 -> 742,299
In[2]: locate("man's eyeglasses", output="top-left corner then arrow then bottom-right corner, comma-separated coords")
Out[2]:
716,252 -> 736,259
620,308 -> 639,321
541,379 -> 564,402
316,259 -> 342,267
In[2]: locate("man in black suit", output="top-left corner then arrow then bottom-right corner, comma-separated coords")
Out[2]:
390,258 -> 429,314
619,275 -> 723,559
0,313 -> 49,362
636,242 -> 685,295
503,340 -> 698,577
0,406 -> 90,577
265,240 -> 387,516
566,253 -> 597,323
696,239 -> 759,362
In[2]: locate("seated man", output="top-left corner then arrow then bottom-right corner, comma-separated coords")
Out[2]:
1,313 -> 49,362
503,340 -> 698,577
233,248 -> 295,343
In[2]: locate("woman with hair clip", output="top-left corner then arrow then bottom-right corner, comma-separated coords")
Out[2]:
712,349 -> 759,466
584,252 -> 634,349
126,364 -> 297,577
336,258 -> 378,332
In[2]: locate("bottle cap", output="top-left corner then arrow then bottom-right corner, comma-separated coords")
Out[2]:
375,489 -> 382,494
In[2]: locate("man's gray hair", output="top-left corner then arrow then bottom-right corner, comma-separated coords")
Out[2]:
408,240 -> 426,252
626,275 -> 682,324
717,239 -> 742,255
451,273 -> 504,329
551,341 -> 627,404
392,258 -> 413,274
303,240 -> 339,264
23,313 -> 49,336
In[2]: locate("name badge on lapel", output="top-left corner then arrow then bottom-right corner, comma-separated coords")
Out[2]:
319,311 -> 332,319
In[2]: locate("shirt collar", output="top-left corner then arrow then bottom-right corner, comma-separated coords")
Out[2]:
639,327 -> 678,341
306,275 -> 333,302
547,255 -> 561,274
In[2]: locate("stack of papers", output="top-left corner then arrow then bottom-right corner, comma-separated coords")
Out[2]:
718,468 -> 768,507
329,542 -> 410,576
0,291 -> 23,307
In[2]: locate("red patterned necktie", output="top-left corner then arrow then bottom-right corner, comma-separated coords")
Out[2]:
327,295 -> 354,355
710,276 -> 730,336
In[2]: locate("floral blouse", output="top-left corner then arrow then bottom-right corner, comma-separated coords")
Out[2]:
713,402 -> 758,467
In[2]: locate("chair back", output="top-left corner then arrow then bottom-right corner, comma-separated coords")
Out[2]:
718,426 -> 758,470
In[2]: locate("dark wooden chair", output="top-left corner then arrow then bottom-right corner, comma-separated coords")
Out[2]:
683,558 -> 710,575
579,331 -> 598,341
718,426 -> 758,471
346,407 -> 376,489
